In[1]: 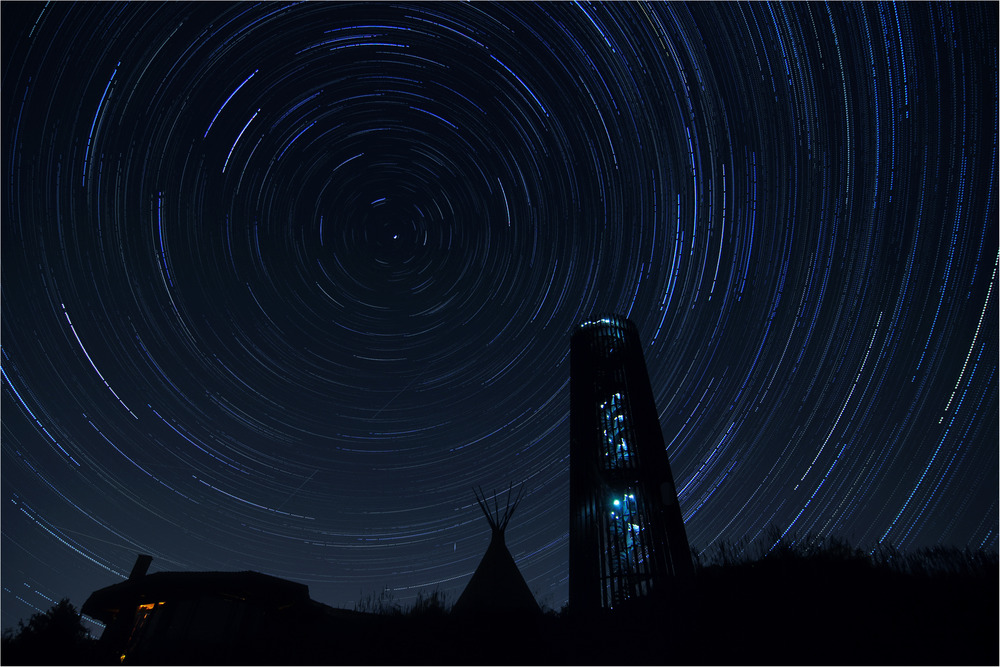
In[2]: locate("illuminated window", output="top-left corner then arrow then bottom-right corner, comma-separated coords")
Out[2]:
598,393 -> 633,469
604,489 -> 655,605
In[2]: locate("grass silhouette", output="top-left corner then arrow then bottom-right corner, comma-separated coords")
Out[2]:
4,534 -> 995,665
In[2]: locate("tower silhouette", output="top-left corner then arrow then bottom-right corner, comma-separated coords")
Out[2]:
569,315 -> 692,610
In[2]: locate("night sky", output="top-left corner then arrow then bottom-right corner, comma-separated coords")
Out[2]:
2,2 -> 997,632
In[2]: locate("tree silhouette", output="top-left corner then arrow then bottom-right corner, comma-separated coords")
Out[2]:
1,599 -> 98,665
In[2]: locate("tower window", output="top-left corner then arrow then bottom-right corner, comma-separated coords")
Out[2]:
598,392 -> 633,469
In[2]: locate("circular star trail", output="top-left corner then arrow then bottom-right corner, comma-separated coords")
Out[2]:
2,2 -> 996,627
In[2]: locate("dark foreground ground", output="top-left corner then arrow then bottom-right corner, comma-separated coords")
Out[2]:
4,549 -> 997,665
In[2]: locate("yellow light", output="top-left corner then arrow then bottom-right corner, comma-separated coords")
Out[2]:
120,654 -> 126,662
137,601 -> 166,610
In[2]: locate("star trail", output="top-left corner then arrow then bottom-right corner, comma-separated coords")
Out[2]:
2,2 -> 996,630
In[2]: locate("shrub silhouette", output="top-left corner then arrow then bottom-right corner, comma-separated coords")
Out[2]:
353,585 -> 403,615
1,599 -> 99,665
409,588 -> 449,616
684,532 -> 998,666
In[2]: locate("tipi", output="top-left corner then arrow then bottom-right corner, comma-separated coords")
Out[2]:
452,485 -> 541,616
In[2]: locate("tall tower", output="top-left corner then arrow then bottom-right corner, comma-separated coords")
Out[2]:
569,315 -> 692,611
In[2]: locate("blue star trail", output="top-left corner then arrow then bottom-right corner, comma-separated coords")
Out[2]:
2,2 -> 996,630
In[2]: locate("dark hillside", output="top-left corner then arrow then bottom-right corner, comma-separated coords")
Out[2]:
4,543 -> 996,665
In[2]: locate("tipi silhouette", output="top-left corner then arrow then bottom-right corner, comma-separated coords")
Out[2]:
452,485 -> 541,616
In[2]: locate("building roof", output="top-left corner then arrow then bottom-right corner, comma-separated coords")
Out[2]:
82,570 -> 310,624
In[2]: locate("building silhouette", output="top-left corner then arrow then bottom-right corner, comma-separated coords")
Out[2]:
82,554 -> 363,663
569,315 -> 693,610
